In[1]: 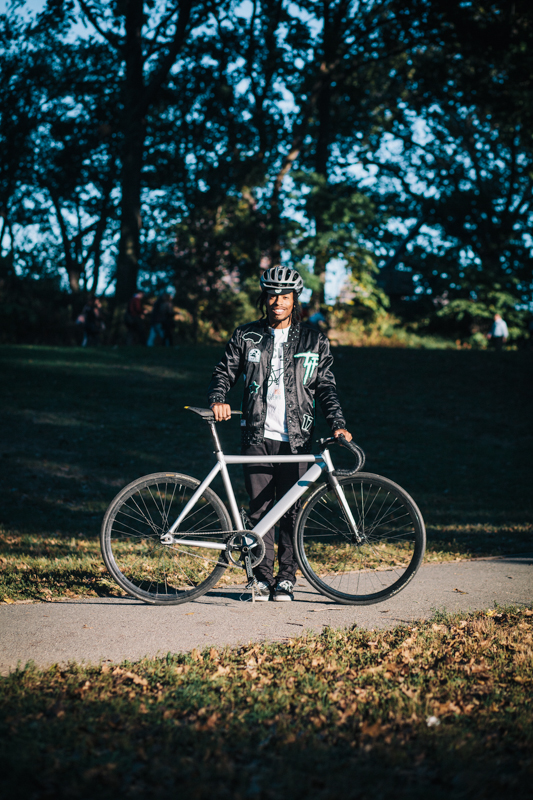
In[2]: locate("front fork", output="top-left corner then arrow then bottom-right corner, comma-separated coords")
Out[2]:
322,450 -> 363,544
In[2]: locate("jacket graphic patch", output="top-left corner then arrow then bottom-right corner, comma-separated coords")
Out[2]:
247,348 -> 260,363
242,331 -> 263,344
249,380 -> 260,395
294,352 -> 319,385
301,413 -> 314,432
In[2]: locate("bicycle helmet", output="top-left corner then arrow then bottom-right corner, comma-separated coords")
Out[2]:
260,266 -> 304,296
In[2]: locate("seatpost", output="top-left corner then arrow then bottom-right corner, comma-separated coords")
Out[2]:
209,422 -> 222,453
208,420 -> 241,531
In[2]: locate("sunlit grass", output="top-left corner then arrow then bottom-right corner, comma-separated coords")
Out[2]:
304,539 -> 415,573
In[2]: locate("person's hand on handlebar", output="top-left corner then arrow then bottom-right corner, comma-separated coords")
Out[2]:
334,428 -> 352,442
210,402 -> 232,422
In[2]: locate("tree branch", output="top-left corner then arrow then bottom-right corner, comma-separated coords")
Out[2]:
380,215 -> 429,272
142,0 -> 196,114
77,1 -> 122,51
145,5 -> 181,60
48,189 -> 77,286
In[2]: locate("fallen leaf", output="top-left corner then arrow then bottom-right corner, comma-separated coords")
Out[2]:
112,667 -> 148,687
205,712 -> 220,729
360,665 -> 384,676
453,588 -> 468,594
361,720 -> 384,738
209,665 -> 231,680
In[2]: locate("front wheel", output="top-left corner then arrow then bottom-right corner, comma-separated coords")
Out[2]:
101,473 -> 232,605
294,473 -> 425,605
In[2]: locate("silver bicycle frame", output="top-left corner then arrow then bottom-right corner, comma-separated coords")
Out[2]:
163,422 -> 359,548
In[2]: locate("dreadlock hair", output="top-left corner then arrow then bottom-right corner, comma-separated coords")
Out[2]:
256,290 -> 303,325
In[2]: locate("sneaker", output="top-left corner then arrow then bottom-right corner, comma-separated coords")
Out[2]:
251,580 -> 271,601
273,580 -> 294,602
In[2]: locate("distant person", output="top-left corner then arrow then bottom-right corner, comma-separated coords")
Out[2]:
125,291 -> 146,345
307,310 -> 329,333
81,296 -> 104,347
161,288 -> 176,346
487,313 -> 508,350
147,287 -> 176,347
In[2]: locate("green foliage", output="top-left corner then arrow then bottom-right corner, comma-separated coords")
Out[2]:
0,258 -> 79,345
292,171 -> 384,300
166,195 -> 267,340
366,1 -> 533,334
435,294 -> 529,346
1,0 -> 532,338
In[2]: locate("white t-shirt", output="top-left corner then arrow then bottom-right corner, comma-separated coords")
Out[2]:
491,319 -> 509,338
264,326 -> 290,441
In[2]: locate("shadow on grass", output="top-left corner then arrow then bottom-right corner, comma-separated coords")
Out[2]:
1,716 -> 530,799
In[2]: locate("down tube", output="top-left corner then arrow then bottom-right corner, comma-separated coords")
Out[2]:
252,462 -> 324,539
167,463 -> 222,534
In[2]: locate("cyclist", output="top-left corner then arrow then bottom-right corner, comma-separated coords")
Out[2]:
208,266 -> 352,601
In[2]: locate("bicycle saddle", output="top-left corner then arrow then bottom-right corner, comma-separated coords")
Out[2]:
185,406 -> 215,420
185,406 -> 242,421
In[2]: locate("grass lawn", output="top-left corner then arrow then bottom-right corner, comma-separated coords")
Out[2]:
0,606 -> 532,798
0,344 -> 531,602
0,345 -> 532,798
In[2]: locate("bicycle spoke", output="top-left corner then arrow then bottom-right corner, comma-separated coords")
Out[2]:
297,475 -> 425,604
102,474 -> 231,603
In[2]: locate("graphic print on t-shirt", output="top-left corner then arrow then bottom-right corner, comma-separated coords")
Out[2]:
264,327 -> 290,441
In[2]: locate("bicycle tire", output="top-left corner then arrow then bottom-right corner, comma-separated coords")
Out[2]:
101,472 -> 232,605
294,472 -> 425,605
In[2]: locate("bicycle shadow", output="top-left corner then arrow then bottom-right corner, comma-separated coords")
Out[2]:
195,586 -> 338,605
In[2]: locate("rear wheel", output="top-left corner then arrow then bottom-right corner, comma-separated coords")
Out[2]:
101,472 -> 231,605
294,473 -> 425,605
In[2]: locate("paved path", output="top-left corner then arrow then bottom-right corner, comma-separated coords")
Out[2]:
1,556 -> 531,675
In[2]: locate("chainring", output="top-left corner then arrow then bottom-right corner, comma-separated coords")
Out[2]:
226,531 -> 266,568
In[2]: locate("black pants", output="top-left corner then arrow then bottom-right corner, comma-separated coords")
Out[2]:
243,440 -> 307,585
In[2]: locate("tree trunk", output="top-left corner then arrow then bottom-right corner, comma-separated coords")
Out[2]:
88,168 -> 116,293
49,190 -> 82,293
115,0 -> 145,304
0,215 -> 6,255
313,77 -> 331,307
312,0 -> 333,308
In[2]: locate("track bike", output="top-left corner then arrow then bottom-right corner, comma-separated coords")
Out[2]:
101,407 -> 426,605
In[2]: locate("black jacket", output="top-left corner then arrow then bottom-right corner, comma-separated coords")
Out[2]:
207,319 -> 347,452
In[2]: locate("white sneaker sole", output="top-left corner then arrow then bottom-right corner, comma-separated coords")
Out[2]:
273,594 -> 293,602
